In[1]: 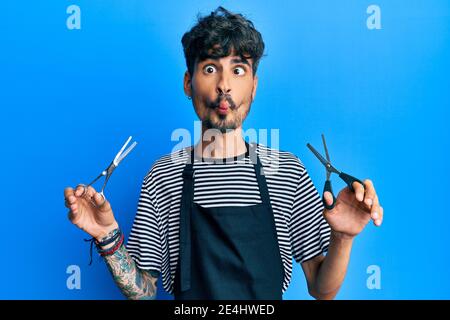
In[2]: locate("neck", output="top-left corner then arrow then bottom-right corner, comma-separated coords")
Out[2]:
195,123 -> 247,159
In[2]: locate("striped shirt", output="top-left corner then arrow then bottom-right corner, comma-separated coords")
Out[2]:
127,143 -> 331,295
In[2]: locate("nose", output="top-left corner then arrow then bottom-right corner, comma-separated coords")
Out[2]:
216,73 -> 231,96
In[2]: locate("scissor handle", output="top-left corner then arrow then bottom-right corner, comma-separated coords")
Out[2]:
339,172 -> 365,192
322,180 -> 337,210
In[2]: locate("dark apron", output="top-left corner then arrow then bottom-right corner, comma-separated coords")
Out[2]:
174,142 -> 285,300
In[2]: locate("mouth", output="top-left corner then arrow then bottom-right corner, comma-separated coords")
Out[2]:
217,101 -> 230,115
206,94 -> 236,116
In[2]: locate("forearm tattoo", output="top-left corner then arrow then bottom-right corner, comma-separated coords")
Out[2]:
103,243 -> 158,300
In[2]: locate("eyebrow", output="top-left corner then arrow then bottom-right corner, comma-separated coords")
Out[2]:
231,57 -> 250,66
202,57 -> 251,67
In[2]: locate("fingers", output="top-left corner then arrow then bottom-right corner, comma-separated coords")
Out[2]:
352,179 -> 375,207
370,196 -> 384,227
323,191 -> 334,207
74,184 -> 97,201
65,185 -> 97,219
362,179 -> 376,208
93,192 -> 111,211
378,206 -> 384,226
67,210 -> 73,221
64,187 -> 74,199
86,186 -> 110,210
64,187 -> 79,215
67,209 -> 78,224
66,193 -> 79,224
352,180 -> 365,202
353,179 -> 384,227
74,184 -> 87,197
64,187 -> 74,208
67,185 -> 89,214
86,186 -> 96,200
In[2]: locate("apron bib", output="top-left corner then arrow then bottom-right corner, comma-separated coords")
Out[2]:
174,142 -> 284,300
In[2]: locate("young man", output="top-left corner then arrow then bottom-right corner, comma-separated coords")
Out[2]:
64,6 -> 383,300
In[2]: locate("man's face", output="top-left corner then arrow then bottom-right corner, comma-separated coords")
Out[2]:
184,50 -> 258,133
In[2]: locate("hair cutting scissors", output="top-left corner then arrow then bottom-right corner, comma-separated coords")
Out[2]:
79,136 -> 137,202
306,134 -> 365,210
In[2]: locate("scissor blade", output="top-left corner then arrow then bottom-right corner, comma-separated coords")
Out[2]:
307,143 -> 329,167
307,143 -> 341,175
321,133 -> 331,162
113,136 -> 132,163
115,141 -> 137,166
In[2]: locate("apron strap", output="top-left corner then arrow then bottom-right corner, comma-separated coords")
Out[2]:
179,157 -> 194,292
251,143 -> 271,207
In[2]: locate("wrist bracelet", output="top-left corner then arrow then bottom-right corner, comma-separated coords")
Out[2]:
99,234 -> 124,257
96,232 -> 122,254
85,228 -> 122,266
96,228 -> 121,247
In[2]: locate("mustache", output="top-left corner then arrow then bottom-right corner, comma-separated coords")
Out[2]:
208,94 -> 237,110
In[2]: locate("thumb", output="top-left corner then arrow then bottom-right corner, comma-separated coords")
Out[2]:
93,192 -> 111,211
323,191 -> 335,207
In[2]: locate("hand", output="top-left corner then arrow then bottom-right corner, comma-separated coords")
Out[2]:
64,185 -> 118,241
323,179 -> 383,240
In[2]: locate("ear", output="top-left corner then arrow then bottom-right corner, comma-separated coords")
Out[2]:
183,71 -> 192,97
251,75 -> 258,102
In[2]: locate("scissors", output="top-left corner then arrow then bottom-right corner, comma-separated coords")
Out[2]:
306,134 -> 365,210
79,136 -> 138,202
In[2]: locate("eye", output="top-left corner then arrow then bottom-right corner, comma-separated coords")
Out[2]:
203,65 -> 217,74
234,66 -> 246,76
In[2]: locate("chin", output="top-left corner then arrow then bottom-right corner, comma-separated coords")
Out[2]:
204,119 -> 237,132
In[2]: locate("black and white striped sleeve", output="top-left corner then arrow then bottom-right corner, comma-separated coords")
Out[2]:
126,174 -> 163,274
289,167 -> 331,263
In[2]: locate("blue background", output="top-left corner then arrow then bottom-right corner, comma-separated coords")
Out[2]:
1,0 -> 449,299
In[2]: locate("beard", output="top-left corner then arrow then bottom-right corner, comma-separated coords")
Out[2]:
203,94 -> 251,133
204,110 -> 242,133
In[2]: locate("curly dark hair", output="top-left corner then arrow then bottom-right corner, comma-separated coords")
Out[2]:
181,6 -> 265,77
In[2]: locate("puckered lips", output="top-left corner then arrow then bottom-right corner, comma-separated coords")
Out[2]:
217,100 -> 230,115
